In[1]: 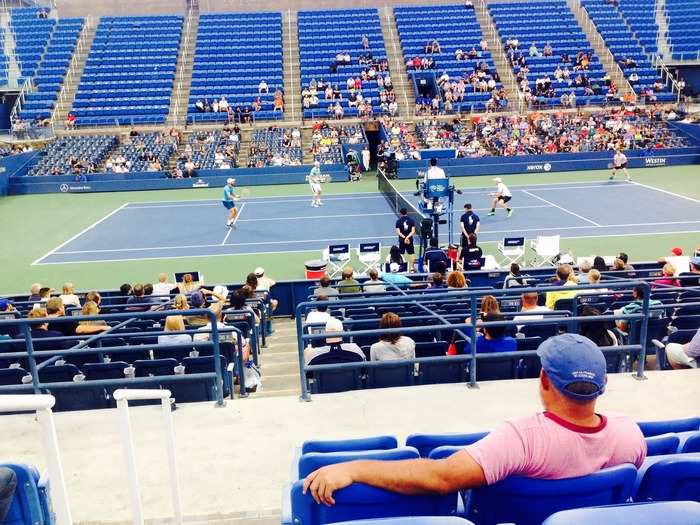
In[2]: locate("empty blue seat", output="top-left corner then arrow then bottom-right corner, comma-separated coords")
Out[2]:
332,518 -> 475,525
302,436 -> 398,455
645,434 -> 681,456
0,463 -> 51,525
298,447 -> 419,480
406,432 -> 489,458
542,501 -> 700,525
635,456 -> 700,502
638,417 -> 700,437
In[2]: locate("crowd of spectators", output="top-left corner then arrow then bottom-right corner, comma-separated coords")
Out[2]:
309,122 -> 367,165
378,117 -> 423,161
247,127 -> 303,168
193,87 -> 285,123
104,131 -> 177,173
0,144 -> 34,157
28,135 -> 118,177
175,125 -> 241,177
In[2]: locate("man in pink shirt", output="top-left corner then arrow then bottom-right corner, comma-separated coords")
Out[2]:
303,334 -> 646,505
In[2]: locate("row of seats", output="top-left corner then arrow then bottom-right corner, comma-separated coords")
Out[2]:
27,135 -> 117,176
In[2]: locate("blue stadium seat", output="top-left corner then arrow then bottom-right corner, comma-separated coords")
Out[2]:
635,456 -> 700,502
0,463 -> 51,525
298,448 -> 419,480
680,432 -> 700,454
645,434 -> 681,456
542,501 -> 700,525
638,417 -> 700,437
466,464 -> 637,525
302,436 -> 398,455
331,518 -> 476,525
406,432 -> 489,458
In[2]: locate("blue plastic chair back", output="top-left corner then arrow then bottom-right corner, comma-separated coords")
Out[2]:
290,480 -> 459,525
636,456 -> 700,502
638,417 -> 700,437
302,435 -> 398,455
331,517 -> 475,525
0,463 -> 48,525
645,434 -> 681,456
542,501 -> 700,525
298,447 -> 419,479
467,463 -> 638,525
406,432 -> 489,458
680,433 -> 700,454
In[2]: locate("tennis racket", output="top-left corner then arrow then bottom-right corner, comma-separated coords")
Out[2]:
240,188 -> 252,198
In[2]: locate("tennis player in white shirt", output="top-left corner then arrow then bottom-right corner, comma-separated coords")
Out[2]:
488,177 -> 513,217
609,149 -> 631,182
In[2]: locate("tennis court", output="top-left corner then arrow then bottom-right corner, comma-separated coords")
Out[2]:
33,178 -> 700,265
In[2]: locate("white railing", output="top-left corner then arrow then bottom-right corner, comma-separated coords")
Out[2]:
286,9 -> 296,121
383,6 -> 410,118
114,389 -> 183,525
51,15 -> 92,125
10,76 -> 34,124
0,395 -> 73,525
653,54 -> 681,103
171,9 -> 195,127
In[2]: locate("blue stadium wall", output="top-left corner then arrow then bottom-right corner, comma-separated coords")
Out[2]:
0,151 -> 39,196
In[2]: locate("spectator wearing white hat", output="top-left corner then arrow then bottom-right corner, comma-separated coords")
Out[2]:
488,177 -> 513,218
304,318 -> 366,365
254,267 -> 278,311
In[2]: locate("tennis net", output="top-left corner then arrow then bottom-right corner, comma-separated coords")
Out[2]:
378,171 -> 427,242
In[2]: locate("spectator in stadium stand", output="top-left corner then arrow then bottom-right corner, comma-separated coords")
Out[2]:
305,296 -> 333,327
579,270 -> 610,295
617,252 -> 635,271
46,297 -> 107,336
504,263 -> 527,288
423,238 -> 450,273
592,256 -> 608,272
303,333 -> 646,505
37,287 -> 53,305
0,467 -> 17,524
254,267 -> 278,311
545,265 -> 578,309
386,245 -> 406,267
363,269 -> 386,294
230,289 -> 260,326
679,257 -> 700,287
579,306 -> 618,348
20,308 -> 72,350
577,260 -> 592,283
652,263 -> 680,288
428,272 -> 446,290
153,273 -> 175,299
158,315 -> 192,346
314,275 -> 339,299
474,312 -> 517,353
338,268 -> 361,294
370,312 -> 416,361
665,326 -> 700,369
304,318 -> 365,366
446,271 -> 467,290
58,282 -> 81,308
381,263 -> 413,289
513,292 -> 551,329
126,284 -> 150,311
611,258 -> 627,272
118,283 -> 132,304
78,301 -> 109,332
614,286 -> 663,331
461,233 -> 483,270
27,283 -> 42,303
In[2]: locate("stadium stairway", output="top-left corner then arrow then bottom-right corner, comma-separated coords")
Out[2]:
167,9 -> 198,128
52,16 -> 97,129
655,0 -> 672,61
252,318 -> 302,398
473,1 -> 523,112
282,9 -> 302,123
568,0 -> 635,98
1,10 -> 22,88
379,6 -> 414,119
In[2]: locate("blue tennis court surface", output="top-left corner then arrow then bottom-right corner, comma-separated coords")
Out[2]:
34,180 -> 700,265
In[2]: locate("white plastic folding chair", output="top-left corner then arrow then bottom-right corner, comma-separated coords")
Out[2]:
356,242 -> 381,275
497,237 -> 525,266
530,235 -> 561,267
322,244 -> 350,278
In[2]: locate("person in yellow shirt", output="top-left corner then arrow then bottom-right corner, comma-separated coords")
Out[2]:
545,264 -> 578,310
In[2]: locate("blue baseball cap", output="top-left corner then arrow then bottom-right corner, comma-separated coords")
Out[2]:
0,298 -> 13,310
537,334 -> 607,400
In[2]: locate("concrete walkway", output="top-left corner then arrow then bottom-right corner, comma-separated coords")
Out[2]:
1,368 -> 698,524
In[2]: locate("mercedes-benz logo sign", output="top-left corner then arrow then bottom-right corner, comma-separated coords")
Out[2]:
543,163 -> 552,172
59,184 -> 69,193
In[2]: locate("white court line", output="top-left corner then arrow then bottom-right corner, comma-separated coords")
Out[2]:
522,190 -> 602,227
125,194 -> 389,209
221,202 -> 246,245
49,219 -> 700,255
630,181 -> 700,206
31,202 -> 130,266
127,180 -> 628,206
35,229 -> 700,265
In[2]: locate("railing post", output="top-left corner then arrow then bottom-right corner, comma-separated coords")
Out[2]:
208,310 -> 225,406
296,303 -> 311,401
634,282 -> 651,381
468,295 -> 479,388
22,323 -> 42,394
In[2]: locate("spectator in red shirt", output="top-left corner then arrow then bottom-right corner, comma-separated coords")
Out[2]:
303,334 -> 645,505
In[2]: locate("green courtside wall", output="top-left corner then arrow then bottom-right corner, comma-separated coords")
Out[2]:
1,165 -> 698,294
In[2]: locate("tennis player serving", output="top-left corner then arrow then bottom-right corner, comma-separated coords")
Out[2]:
222,177 -> 240,229
308,161 -> 329,207
488,177 -> 513,218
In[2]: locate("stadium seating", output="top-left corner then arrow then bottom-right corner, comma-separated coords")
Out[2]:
0,463 -> 52,525
177,129 -> 240,172
10,8 -> 54,82
581,0 -> 674,102
298,8 -> 390,119
542,501 -> 700,525
104,132 -> 176,173
18,17 -> 84,122
489,1 -> 607,107
616,0 -> 660,55
188,12 -> 283,123
72,16 -> 183,126
27,135 -> 117,176
249,127 -> 303,167
664,0 -> 700,60
394,4 -> 504,113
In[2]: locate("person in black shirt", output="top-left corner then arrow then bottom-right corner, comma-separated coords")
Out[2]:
679,257 -> 700,287
422,237 -> 450,273
461,233 -> 483,270
395,208 -> 416,272
459,203 -> 480,259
